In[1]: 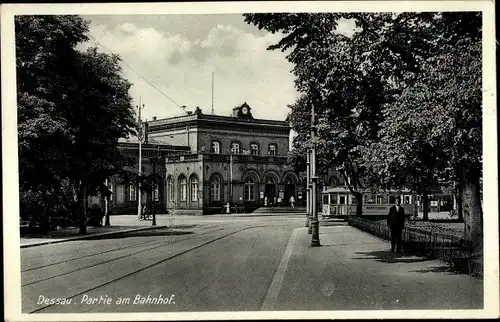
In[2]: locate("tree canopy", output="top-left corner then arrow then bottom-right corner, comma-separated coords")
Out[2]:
244,12 -> 482,243
17,15 -> 137,233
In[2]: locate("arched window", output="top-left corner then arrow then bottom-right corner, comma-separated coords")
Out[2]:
250,143 -> 259,155
179,176 -> 187,201
190,175 -> 199,202
268,144 -> 277,156
167,176 -> 174,202
244,176 -> 256,201
210,176 -> 221,202
211,141 -> 221,154
231,142 -> 240,154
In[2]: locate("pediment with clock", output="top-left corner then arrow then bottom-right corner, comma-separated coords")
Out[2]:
232,102 -> 254,120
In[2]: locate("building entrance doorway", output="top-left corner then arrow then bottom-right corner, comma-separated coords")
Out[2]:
285,183 -> 295,205
265,184 -> 276,200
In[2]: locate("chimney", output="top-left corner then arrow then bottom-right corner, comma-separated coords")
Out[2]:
187,111 -> 193,116
152,116 -> 157,121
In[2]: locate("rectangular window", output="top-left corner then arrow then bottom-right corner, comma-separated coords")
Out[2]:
339,195 -> 346,205
322,195 -> 329,205
191,182 -> 199,202
245,184 -> 254,201
211,141 -> 220,154
376,195 -> 383,204
389,195 -> 396,204
231,143 -> 240,154
180,183 -> 187,201
211,178 -> 221,202
405,195 -> 411,204
269,144 -> 277,156
168,179 -> 174,202
250,144 -> 259,155
331,194 -> 338,205
129,184 -> 136,201
116,184 -> 124,204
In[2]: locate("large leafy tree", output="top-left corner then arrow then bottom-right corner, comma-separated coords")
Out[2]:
245,12 -> 483,249
243,13 -> 437,215
371,13 -> 482,243
16,16 -> 136,234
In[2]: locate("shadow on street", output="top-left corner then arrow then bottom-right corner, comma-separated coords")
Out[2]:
352,250 -> 432,263
83,229 -> 194,240
408,265 -> 466,275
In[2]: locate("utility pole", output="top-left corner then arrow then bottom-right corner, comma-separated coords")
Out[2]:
310,102 -> 320,246
151,147 -> 157,226
306,149 -> 311,229
230,153 -> 233,203
137,104 -> 144,219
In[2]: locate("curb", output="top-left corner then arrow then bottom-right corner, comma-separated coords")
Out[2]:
219,213 -> 307,217
20,225 -> 166,248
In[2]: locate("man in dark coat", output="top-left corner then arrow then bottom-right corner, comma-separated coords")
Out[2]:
387,197 -> 405,253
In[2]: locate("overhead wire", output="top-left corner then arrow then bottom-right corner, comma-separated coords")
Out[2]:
86,34 -> 189,147
87,33 -> 187,115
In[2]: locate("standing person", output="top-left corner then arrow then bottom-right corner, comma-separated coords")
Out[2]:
387,197 -> 406,253
273,196 -> 277,207
289,195 -> 295,208
264,196 -> 268,207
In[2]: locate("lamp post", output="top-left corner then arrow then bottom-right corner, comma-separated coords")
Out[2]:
310,102 -> 321,247
104,178 -> 110,226
137,104 -> 144,219
151,148 -> 157,226
306,149 -> 312,230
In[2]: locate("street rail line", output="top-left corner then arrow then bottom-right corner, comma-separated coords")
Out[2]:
22,225 -> 217,272
22,227 -> 225,287
29,225 -> 266,313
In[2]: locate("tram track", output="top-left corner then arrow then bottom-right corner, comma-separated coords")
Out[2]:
22,226 -> 226,286
28,225 -> 266,313
22,225 -> 218,273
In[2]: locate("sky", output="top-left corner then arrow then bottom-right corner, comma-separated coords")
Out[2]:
79,14 -> 357,122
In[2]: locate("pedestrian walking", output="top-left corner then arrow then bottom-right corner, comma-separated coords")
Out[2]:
277,196 -> 282,207
274,196 -> 277,207
264,196 -> 268,207
289,195 -> 295,208
387,197 -> 405,253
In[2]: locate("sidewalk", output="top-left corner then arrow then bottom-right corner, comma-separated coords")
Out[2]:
264,226 -> 483,311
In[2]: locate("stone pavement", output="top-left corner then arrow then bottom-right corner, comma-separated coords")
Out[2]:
19,214 -> 305,248
20,225 -> 165,248
263,225 -> 483,311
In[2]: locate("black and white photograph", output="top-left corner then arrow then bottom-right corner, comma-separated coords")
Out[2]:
2,1 -> 498,320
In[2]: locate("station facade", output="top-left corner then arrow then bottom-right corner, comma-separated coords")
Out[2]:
100,103 -> 303,215
149,103 -> 302,215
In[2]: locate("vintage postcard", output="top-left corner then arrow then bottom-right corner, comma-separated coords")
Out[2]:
2,1 -> 498,321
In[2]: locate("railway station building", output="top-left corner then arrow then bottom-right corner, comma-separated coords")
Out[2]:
101,103 -> 303,215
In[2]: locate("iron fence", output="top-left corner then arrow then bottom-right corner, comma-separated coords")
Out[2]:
347,216 -> 482,278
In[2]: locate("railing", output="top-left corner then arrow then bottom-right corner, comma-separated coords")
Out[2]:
165,154 -> 201,162
201,153 -> 288,163
347,216 -> 482,278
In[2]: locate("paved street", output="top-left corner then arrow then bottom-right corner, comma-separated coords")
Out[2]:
21,215 -> 483,313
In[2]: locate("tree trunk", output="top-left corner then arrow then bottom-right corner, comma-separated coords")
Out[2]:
462,177 -> 483,253
422,193 -> 429,221
457,179 -> 464,221
355,192 -> 363,216
79,183 -> 87,235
